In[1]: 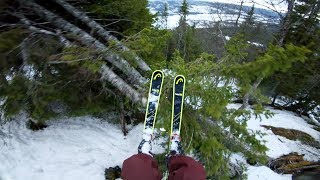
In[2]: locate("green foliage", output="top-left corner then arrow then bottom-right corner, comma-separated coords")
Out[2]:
86,0 -> 154,37
179,0 -> 189,23
265,0 -> 320,113
225,44 -> 309,81
154,52 -> 267,177
125,28 -> 172,68
0,28 -> 27,73
222,33 -> 250,64
168,24 -> 203,63
164,0 -> 203,63
0,34 -> 133,123
223,43 -> 310,102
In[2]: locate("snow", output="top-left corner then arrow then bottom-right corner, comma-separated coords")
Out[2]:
228,104 -> 320,161
1,105 -> 319,179
228,104 -> 320,179
247,166 -> 292,180
0,114 -> 164,180
230,153 -> 293,179
22,65 -> 36,80
196,0 -> 287,12
149,0 -> 287,28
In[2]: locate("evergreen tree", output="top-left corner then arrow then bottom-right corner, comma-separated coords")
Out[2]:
85,0 -> 154,38
153,51 -> 268,177
161,2 -> 169,29
167,0 -> 202,62
266,0 -> 320,113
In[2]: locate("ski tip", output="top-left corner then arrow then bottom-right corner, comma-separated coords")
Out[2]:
152,70 -> 164,80
174,75 -> 185,85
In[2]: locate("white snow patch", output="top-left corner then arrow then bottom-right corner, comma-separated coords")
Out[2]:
230,153 -> 293,179
1,104 -> 319,179
247,166 -> 292,180
149,93 -> 159,103
22,65 -> 36,80
248,41 -> 264,47
0,115 -> 164,180
228,104 -> 320,161
191,0 -> 288,13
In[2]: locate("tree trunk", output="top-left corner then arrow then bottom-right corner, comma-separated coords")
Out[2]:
18,0 -> 147,86
21,17 -> 72,46
18,0 -> 147,105
118,96 -> 128,136
271,93 -> 279,106
278,0 -> 294,46
52,0 -> 151,72
239,1 -> 295,109
240,77 -> 263,109
99,64 -> 146,106
235,0 -> 244,27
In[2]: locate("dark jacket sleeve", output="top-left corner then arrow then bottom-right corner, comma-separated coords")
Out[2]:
168,155 -> 206,180
121,153 -> 162,180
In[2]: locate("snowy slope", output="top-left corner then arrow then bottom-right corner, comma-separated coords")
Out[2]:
149,0 -> 287,11
0,114 -> 164,180
229,104 -> 320,179
1,106 -> 319,180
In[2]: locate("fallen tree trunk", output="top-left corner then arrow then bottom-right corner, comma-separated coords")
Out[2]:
20,17 -> 71,46
17,0 -> 147,105
100,64 -> 146,105
52,0 -> 151,72
18,0 -> 147,86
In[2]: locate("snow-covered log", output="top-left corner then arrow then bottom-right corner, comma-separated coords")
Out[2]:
17,0 -> 147,86
52,0 -> 151,72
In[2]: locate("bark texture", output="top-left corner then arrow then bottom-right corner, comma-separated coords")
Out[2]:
99,64 -> 147,106
52,0 -> 151,72
240,1 -> 295,109
18,0 -> 147,86
240,77 -> 263,109
16,0 -> 148,106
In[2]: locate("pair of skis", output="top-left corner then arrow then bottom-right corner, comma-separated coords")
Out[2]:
141,70 -> 185,153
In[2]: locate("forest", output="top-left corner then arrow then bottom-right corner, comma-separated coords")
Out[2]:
0,0 -> 319,179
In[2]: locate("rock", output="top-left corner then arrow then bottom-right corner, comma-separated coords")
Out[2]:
26,119 -> 47,131
105,166 -> 121,180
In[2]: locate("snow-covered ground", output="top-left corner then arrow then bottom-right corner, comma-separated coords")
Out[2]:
149,0 -> 287,12
229,104 -> 320,179
0,106 -> 319,180
149,0 -> 286,28
0,114 -> 164,180
193,0 -> 288,12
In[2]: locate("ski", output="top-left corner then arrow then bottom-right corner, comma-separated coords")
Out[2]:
142,70 -> 164,136
170,75 -> 186,135
169,75 -> 186,154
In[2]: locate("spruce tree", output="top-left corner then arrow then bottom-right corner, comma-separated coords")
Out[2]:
167,0 -> 202,62
266,0 -> 320,113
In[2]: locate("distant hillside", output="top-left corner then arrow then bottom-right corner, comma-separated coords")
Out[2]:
148,0 -> 282,28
